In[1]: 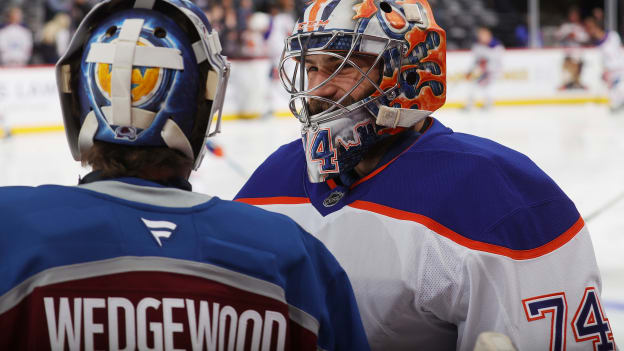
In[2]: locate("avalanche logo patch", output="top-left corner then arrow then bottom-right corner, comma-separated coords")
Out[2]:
141,218 -> 177,247
94,39 -> 164,106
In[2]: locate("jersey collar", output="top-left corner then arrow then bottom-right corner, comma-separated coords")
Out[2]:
303,118 -> 435,216
79,171 -> 193,191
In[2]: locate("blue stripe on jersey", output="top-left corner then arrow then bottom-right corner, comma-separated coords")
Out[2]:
235,118 -> 581,252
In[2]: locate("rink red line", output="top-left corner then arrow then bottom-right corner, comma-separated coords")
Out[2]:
236,197 -> 311,205
349,200 -> 585,260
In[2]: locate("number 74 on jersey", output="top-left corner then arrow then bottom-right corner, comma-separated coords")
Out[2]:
523,287 -> 616,351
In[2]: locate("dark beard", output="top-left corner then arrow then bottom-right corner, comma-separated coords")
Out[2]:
308,94 -> 356,115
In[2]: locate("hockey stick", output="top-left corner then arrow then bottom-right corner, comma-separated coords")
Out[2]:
585,189 -> 624,223
205,140 -> 250,179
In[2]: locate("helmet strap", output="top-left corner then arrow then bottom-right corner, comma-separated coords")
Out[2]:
376,105 -> 432,128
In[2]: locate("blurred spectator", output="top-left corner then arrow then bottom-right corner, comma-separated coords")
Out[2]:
465,26 -> 504,110
194,0 -> 210,9
217,0 -> 241,57
237,0 -> 253,34
0,7 -> 33,66
44,0 -> 72,22
204,4 -> 225,34
555,6 -> 589,47
43,0 -> 95,29
70,0 -> 93,30
205,3 -> 233,57
37,12 -> 70,63
586,15 -> 624,112
592,7 -> 604,25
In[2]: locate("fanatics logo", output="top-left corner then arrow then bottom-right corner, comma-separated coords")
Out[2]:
141,218 -> 177,247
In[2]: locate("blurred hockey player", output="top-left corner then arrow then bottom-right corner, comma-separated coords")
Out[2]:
585,16 -> 624,112
0,1 -> 369,350
266,0 -> 296,117
236,0 -> 615,350
465,26 -> 504,109
241,12 -> 270,57
266,0 -> 296,72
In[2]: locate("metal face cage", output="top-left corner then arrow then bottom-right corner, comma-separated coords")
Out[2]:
279,30 -> 405,128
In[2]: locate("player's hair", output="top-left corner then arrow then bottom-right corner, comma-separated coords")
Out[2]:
81,141 -> 193,179
73,54 -> 212,179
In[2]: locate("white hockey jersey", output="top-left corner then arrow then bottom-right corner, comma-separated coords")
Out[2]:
0,23 -> 32,66
236,118 -> 617,351
469,38 -> 504,84
597,31 -> 624,86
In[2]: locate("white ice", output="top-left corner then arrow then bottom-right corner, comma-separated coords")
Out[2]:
1,104 -> 623,346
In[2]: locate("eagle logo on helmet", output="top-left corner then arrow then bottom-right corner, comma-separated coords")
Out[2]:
94,38 -> 165,107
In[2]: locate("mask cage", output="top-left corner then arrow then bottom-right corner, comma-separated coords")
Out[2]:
279,31 -> 404,127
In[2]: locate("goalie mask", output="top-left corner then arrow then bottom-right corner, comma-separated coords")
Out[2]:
56,0 -> 230,170
280,0 -> 446,183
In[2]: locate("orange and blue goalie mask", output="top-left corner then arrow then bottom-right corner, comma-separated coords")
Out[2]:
279,0 -> 446,183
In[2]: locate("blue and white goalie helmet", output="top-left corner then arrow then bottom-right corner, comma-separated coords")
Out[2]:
56,0 -> 230,170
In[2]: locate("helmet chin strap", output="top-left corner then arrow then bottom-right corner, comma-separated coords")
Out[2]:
375,105 -> 433,129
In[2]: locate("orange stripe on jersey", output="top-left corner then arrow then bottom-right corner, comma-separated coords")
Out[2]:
349,200 -> 585,260
307,0 -> 329,31
236,197 -> 311,205
326,178 -> 338,190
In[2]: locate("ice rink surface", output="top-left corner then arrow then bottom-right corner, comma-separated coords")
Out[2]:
2,104 -> 623,346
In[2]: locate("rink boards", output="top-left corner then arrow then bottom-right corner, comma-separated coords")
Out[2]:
0,47 -> 611,133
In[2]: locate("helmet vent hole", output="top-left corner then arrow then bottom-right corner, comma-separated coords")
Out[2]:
105,26 -> 117,37
380,2 -> 392,13
154,27 -> 167,38
406,72 -> 418,85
